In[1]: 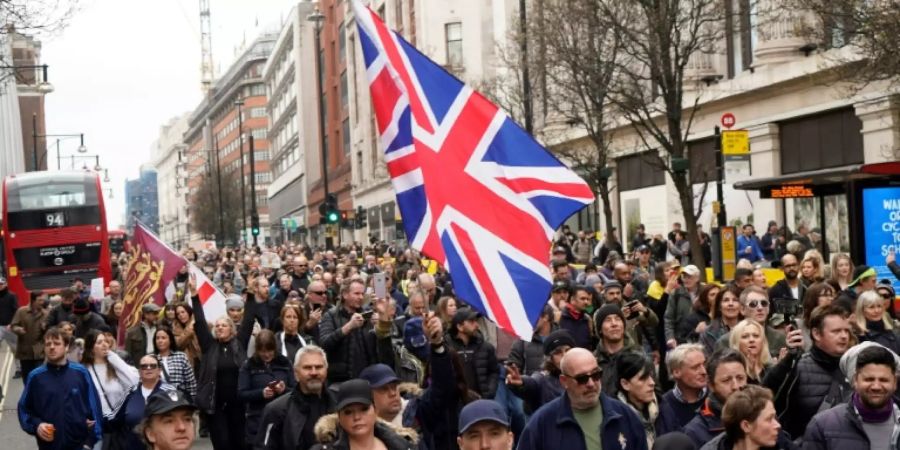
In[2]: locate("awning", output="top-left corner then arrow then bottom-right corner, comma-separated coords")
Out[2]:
734,161 -> 900,191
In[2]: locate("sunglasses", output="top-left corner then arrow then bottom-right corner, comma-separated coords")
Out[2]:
881,293 -> 894,300
140,364 -> 159,370
565,369 -> 602,385
310,291 -> 326,295
746,300 -> 769,309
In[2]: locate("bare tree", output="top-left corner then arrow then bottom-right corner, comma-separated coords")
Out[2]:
481,0 -> 622,237
601,0 -> 723,272
788,0 -> 900,90
190,167 -> 242,245
0,0 -> 80,86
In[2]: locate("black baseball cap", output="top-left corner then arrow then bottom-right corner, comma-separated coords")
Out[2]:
144,388 -> 197,418
335,379 -> 373,411
359,364 -> 399,388
551,280 -> 570,292
458,400 -> 509,435
452,308 -> 481,328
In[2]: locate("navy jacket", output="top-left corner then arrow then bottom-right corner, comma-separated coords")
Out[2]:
238,354 -> 297,445
656,389 -> 704,435
104,382 -> 174,450
18,361 -> 104,450
802,402 -> 899,450
517,393 -> 649,450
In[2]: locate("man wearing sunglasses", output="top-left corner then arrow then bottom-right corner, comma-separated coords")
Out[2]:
517,347 -> 648,450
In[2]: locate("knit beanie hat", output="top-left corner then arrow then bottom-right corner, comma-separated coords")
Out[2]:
594,304 -> 625,327
543,329 -> 576,356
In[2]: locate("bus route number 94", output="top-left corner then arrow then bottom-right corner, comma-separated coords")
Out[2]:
45,212 -> 65,227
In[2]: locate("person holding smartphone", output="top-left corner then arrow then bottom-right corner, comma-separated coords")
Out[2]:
237,329 -> 296,447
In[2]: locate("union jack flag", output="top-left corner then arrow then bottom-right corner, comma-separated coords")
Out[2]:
352,1 -> 594,339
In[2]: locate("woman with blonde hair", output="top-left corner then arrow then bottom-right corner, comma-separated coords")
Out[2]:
829,253 -> 854,291
727,319 -> 771,383
799,252 -> 824,288
854,290 -> 900,355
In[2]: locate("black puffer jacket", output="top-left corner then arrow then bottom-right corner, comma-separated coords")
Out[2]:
318,304 -> 396,383
255,387 -> 337,450
802,400 -> 899,449
763,346 -> 851,441
238,354 -> 297,445
447,331 -> 499,399
507,331 -> 551,376
857,321 -> 900,356
310,414 -> 417,450
191,294 -> 254,414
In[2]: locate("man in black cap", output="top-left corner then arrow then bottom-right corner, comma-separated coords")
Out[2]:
70,296 -> 108,338
457,399 -> 514,450
140,388 -> 198,450
506,329 -> 573,413
126,303 -> 160,361
447,308 -> 499,399
835,265 -> 877,313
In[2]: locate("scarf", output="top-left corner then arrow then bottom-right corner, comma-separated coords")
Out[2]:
852,392 -> 894,423
810,345 -> 842,372
565,303 -> 583,320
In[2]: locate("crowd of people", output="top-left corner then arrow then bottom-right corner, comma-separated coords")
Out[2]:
4,219 -> 900,449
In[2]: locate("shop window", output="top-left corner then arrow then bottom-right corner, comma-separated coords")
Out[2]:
617,152 -> 666,191
780,108 -> 863,174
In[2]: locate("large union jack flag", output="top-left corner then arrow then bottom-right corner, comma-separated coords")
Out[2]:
352,1 -> 595,339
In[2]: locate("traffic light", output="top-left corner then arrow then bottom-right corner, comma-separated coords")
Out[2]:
356,206 -> 367,229
251,215 -> 260,236
340,210 -> 351,228
324,194 -> 340,224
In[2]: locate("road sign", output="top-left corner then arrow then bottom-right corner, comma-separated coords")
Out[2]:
721,112 -> 736,129
721,129 -> 750,161
720,226 -> 737,281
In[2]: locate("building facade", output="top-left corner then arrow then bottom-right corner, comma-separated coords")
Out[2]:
0,32 -> 25,183
152,114 -> 190,249
125,166 -> 159,234
183,33 -> 277,245
264,2 -> 319,245
10,29 -> 47,172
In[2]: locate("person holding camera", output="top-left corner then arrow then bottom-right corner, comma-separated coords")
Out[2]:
763,304 -> 852,441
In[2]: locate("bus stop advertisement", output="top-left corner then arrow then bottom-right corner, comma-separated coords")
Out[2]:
863,186 -> 900,298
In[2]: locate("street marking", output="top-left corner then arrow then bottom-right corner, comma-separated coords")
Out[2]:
0,347 -> 13,422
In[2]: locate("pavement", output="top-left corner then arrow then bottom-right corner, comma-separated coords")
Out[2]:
0,344 -> 213,449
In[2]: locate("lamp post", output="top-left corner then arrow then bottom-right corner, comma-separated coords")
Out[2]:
212,133 -> 225,247
248,134 -> 258,246
235,99 -> 248,245
307,7 -> 330,249
52,133 -> 88,169
33,117 -> 86,172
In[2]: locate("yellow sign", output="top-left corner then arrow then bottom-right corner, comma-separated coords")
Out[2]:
720,226 -> 737,281
721,130 -> 750,160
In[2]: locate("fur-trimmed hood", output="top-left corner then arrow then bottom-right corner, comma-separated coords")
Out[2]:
398,381 -> 423,398
313,412 -> 418,450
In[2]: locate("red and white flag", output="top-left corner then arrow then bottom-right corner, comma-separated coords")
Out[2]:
187,263 -> 227,324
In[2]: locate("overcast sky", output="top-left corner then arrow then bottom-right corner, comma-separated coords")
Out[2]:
41,0 -> 296,228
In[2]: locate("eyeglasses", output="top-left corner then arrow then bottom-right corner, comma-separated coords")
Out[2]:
565,369 -> 602,385
746,300 -> 769,309
139,364 -> 159,370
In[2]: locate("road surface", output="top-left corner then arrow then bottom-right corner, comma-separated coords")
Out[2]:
0,344 -> 213,449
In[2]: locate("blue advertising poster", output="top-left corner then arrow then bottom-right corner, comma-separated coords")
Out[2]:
863,187 -> 900,291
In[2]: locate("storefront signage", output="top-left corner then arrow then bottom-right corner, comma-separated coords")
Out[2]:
863,187 -> 900,292
760,184 -> 817,199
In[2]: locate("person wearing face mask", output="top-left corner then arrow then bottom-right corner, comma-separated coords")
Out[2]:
238,329 -> 296,448
189,274 -> 255,450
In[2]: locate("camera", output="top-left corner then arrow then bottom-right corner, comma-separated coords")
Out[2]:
771,297 -> 801,328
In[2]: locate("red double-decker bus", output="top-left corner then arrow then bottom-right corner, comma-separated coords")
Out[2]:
2,171 -> 112,306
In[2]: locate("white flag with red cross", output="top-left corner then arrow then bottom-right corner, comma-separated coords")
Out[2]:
187,263 -> 227,323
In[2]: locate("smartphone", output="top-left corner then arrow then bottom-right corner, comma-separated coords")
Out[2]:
361,310 -> 375,320
312,303 -> 322,311
267,380 -> 279,389
374,273 -> 387,299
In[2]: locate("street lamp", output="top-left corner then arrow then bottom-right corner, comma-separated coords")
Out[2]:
307,6 -> 330,249
234,99 -> 248,244
1,64 -> 54,93
32,115 -> 86,172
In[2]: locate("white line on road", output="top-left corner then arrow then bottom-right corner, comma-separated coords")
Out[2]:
0,346 -> 13,422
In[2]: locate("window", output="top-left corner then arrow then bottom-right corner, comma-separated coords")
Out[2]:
250,107 -> 267,118
254,151 -> 269,161
340,70 -> 348,109
251,129 -> 267,139
725,0 -> 756,77
339,24 -> 346,62
779,108 -> 863,174
445,22 -> 463,67
342,118 -> 351,156
616,152 -> 666,191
